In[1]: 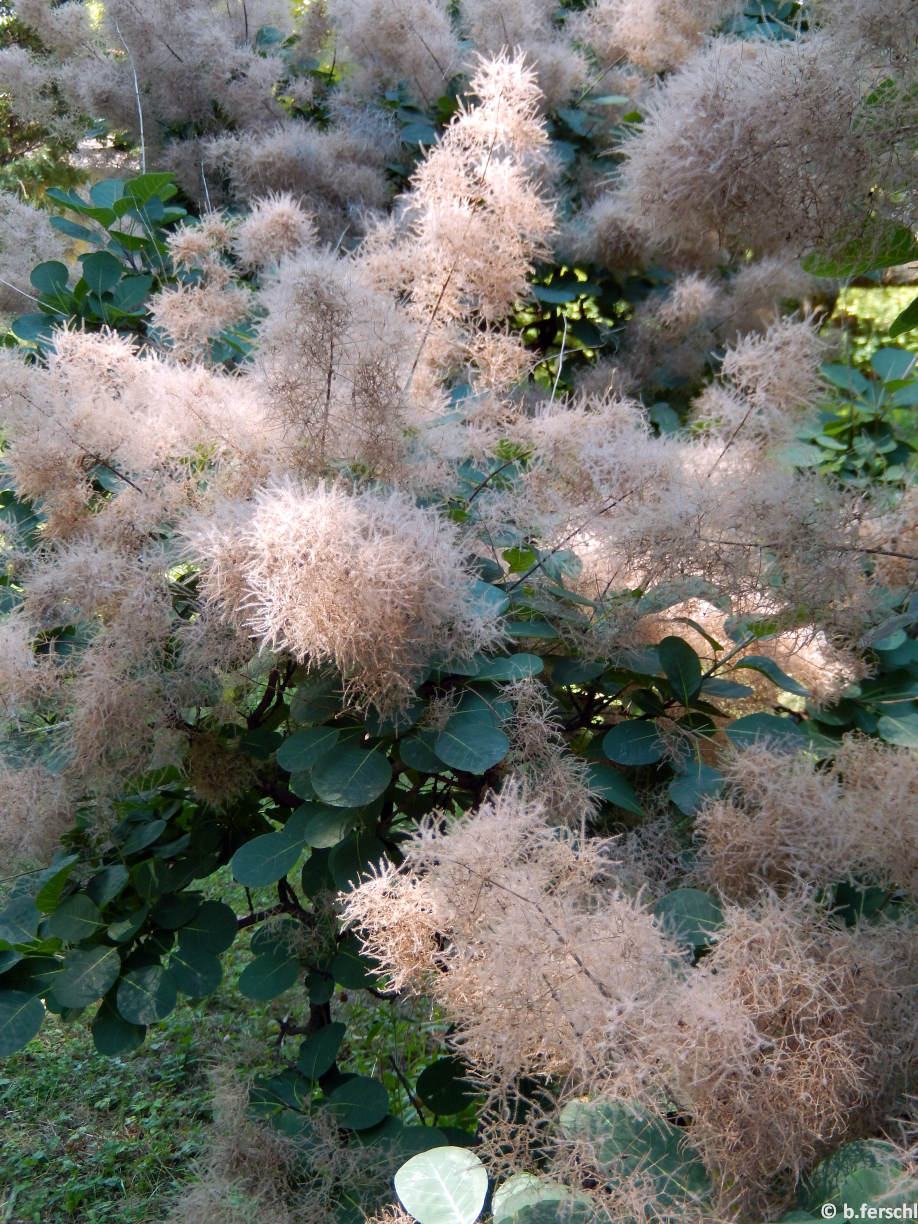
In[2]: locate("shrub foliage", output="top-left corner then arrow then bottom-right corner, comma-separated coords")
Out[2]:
1,2 -> 917,1221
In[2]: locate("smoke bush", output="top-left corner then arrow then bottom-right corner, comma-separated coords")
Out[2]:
1,6 -> 917,1224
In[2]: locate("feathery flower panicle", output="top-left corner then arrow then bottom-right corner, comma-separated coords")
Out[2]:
189,480 -> 504,714
685,895 -> 918,1211
695,737 -> 918,901
571,0 -> 743,74
614,33 -> 916,259
504,677 -> 600,829
0,608 -> 58,722
204,118 -> 393,241
460,0 -> 587,108
232,192 -> 318,272
360,52 -> 556,386
0,762 -> 73,870
0,190 -> 70,315
328,0 -> 461,106
691,316 -> 827,445
344,785 -> 681,1080
252,249 -> 420,475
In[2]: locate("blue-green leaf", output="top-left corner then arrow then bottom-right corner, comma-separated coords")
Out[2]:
325,1075 -> 390,1130
311,747 -> 392,807
0,991 -> 44,1055
55,945 -> 121,1008
394,1145 -> 489,1224
734,656 -> 809,696
116,964 -> 178,1025
435,693 -> 509,774
602,721 -> 665,766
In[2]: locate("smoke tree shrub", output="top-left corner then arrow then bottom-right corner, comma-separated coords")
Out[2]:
0,3 -> 917,1221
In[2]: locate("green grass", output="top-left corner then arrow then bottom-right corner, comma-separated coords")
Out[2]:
0,973 -> 284,1223
0,862 -> 453,1224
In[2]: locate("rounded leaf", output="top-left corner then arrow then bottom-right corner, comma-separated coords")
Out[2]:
416,1057 -> 474,1116
325,1074 -> 390,1130
602,721 -> 665,766
277,726 -> 340,773
297,1021 -> 346,1080
311,748 -> 392,807
92,999 -> 145,1055
116,964 -> 178,1025
168,945 -> 222,997
43,894 -> 103,944
231,827 -> 306,888
435,694 -> 509,774
55,944 -> 121,1008
0,990 -> 44,1055
725,713 -> 805,750
394,1145 -> 489,1224
654,889 -> 724,951
238,949 -> 299,1001
178,900 -> 238,955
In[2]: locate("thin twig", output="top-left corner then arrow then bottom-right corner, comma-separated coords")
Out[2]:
550,311 -> 568,402
112,16 -> 146,174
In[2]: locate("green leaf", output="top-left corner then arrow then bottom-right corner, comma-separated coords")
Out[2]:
329,830 -> 388,892
492,1175 -> 591,1224
55,945 -> 121,1008
151,891 -> 203,930
558,1099 -> 710,1208
107,906 -> 148,944
92,999 -> 146,1055
86,865 -> 130,908
289,672 -> 341,723
238,948 -> 299,1001
725,713 -> 805,750
311,747 -> 392,807
401,732 -> 443,772
34,856 -> 80,913
297,1021 -> 346,1079
734,655 -> 809,696
11,313 -> 54,346
297,802 -> 358,849
330,933 -> 377,988
602,721 -> 665,766
231,810 -> 309,887
416,1057 -> 474,1116
467,653 -> 544,681
871,347 -> 917,382
116,964 -> 178,1025
79,250 -> 124,296
325,1074 -> 390,1130
467,580 -> 510,618
49,215 -> 102,244
584,763 -> 644,815
654,888 -> 724,951
119,818 -> 167,856
0,991 -> 44,1055
889,293 -> 918,339
125,171 -> 176,207
800,1141 -> 902,1211
701,677 -> 755,699
43,894 -> 104,944
176,900 -> 238,954
821,364 -> 871,396
394,1145 -> 489,1224
0,894 -> 40,945
803,225 -> 918,277
877,705 -> 918,746
435,692 -> 510,774
668,764 -> 723,815
89,178 -> 127,208
30,260 -> 69,297
168,944 -> 222,997
658,636 -> 702,703
277,726 -> 340,772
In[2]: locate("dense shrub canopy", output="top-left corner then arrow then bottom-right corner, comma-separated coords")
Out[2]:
1,2 -> 917,1222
